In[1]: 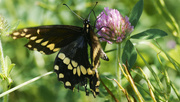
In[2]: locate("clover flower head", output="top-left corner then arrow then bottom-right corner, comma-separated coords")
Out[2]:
96,7 -> 134,44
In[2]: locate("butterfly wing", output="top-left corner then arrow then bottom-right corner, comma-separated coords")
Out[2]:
10,25 -> 83,54
89,30 -> 109,70
10,20 -> 108,97
54,36 -> 99,96
11,24 -> 102,97
83,29 -> 109,97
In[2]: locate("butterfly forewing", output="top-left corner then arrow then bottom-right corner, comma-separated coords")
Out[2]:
11,25 -> 82,54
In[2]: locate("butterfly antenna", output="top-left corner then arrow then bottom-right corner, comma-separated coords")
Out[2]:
63,4 -> 84,20
87,2 -> 98,20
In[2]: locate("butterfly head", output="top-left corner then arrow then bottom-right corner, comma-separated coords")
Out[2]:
83,19 -> 91,33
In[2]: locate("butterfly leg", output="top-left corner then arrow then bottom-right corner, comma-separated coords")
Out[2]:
85,82 -> 89,96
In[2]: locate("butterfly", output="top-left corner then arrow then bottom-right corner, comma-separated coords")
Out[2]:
10,3 -> 109,97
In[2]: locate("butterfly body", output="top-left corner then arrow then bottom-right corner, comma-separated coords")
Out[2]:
11,18 -> 108,97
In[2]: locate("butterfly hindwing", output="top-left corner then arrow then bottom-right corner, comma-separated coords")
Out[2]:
54,36 -> 100,96
11,25 -> 82,54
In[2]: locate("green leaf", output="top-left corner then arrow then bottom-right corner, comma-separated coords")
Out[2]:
4,56 -> 11,77
4,56 -> 15,77
122,40 -> 137,69
0,73 -> 4,79
8,64 -> 15,75
129,0 -> 143,28
131,29 -> 168,40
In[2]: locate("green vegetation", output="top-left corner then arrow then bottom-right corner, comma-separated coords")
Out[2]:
0,0 -> 180,102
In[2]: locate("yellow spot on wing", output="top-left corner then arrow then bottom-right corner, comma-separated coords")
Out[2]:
37,29 -> 40,34
80,65 -> 86,75
13,32 -> 20,36
58,53 -> 65,60
96,81 -> 100,86
87,68 -> 93,75
47,43 -> 55,50
63,57 -> 70,65
13,37 -> 17,39
20,33 -> 26,36
35,39 -> 43,43
40,51 -> 45,54
27,44 -> 32,48
53,48 -> 60,52
30,36 -> 37,40
54,65 -> 59,70
73,68 -> 76,75
77,66 -> 81,76
23,29 -> 28,32
71,60 -> 78,67
33,48 -> 37,51
95,88 -> 99,92
68,64 -> 73,70
25,34 -> 31,38
41,41 -> 49,46
65,81 -> 71,86
59,73 -> 64,78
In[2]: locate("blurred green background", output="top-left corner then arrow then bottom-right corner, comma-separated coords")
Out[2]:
0,0 -> 180,102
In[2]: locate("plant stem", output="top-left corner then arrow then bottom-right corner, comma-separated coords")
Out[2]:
170,81 -> 180,100
153,0 -> 180,40
116,43 -> 122,101
123,65 -> 145,102
0,39 -> 8,102
117,43 -> 122,83
0,39 -> 5,75
0,71 -> 54,98
1,80 -> 8,102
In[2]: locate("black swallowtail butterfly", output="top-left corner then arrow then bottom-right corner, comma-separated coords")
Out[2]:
10,3 -> 109,97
